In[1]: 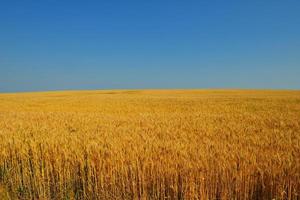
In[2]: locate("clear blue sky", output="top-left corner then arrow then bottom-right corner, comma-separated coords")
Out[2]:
1,1 -> 300,92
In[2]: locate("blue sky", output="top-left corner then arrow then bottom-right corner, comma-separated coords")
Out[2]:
1,0 -> 300,92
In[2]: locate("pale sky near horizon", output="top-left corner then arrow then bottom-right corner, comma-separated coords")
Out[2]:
1,1 -> 300,92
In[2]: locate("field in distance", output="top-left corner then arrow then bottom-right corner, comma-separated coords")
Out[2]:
0,90 -> 299,199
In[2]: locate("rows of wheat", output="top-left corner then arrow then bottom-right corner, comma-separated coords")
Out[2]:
0,90 -> 299,199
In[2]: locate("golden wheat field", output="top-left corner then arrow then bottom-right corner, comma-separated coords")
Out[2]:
0,90 -> 299,200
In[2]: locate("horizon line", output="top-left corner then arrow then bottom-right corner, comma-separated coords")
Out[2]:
1,87 -> 300,94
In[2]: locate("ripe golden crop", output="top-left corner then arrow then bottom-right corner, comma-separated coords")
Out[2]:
0,90 -> 299,199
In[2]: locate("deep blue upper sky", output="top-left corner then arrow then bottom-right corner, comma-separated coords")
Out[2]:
1,0 -> 300,92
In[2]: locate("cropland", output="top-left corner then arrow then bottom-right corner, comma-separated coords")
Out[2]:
0,90 -> 299,199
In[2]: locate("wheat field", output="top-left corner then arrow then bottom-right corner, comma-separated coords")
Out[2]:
0,90 -> 299,199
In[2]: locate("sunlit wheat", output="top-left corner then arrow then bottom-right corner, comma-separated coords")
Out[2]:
0,90 -> 299,199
